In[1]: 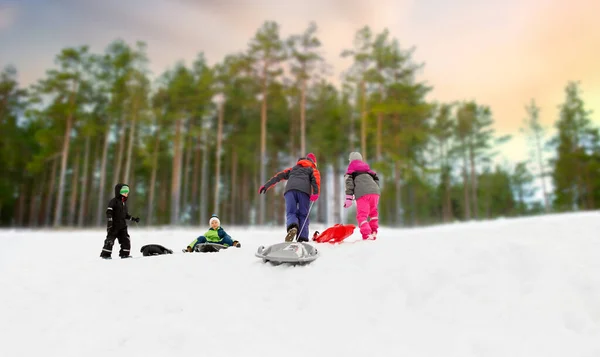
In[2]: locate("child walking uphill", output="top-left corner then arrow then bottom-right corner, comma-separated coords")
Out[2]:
259,153 -> 320,242
100,183 -> 140,259
344,152 -> 381,240
183,214 -> 241,252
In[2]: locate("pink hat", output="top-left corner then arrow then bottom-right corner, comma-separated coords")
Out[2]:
307,153 -> 317,166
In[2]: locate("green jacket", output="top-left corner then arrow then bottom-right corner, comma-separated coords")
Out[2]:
204,226 -> 230,242
188,226 -> 232,247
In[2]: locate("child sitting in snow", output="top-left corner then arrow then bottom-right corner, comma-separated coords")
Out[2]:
183,214 -> 241,252
343,152 -> 381,240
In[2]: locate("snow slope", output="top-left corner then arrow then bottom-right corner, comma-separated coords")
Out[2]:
1,212 -> 600,357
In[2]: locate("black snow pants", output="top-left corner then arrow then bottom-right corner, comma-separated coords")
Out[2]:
100,228 -> 131,258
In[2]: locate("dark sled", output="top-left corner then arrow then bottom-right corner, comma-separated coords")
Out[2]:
140,244 -> 174,256
194,242 -> 229,253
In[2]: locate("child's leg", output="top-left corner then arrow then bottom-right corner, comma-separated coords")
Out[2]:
100,235 -> 117,258
284,191 -> 299,231
296,191 -> 311,240
368,194 -> 380,234
188,236 -> 207,250
355,196 -> 372,239
219,236 -> 235,246
116,229 -> 131,257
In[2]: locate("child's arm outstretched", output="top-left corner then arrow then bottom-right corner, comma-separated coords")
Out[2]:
259,167 -> 292,194
125,212 -> 140,223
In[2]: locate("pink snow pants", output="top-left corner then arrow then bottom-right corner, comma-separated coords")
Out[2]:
356,193 -> 380,239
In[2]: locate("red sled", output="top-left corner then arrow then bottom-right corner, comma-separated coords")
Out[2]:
312,224 -> 356,244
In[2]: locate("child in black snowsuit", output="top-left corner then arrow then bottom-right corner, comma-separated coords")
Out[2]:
100,183 -> 140,259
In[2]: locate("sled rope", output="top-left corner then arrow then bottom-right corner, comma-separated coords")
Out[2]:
299,201 -> 314,239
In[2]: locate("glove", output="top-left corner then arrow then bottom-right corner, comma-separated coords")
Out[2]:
131,217 -> 140,223
343,195 -> 353,208
310,194 -> 319,202
258,185 -> 266,194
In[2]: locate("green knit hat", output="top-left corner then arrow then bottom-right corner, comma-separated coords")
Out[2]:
120,185 -> 130,195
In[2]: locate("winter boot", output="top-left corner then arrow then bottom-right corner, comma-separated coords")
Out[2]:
182,246 -> 193,253
285,227 -> 298,242
364,232 -> 377,240
312,231 -> 320,241
232,240 -> 241,248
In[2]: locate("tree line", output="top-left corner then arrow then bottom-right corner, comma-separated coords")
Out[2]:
1,21 -> 598,228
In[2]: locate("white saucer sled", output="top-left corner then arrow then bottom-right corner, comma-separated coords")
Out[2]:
255,242 -> 320,265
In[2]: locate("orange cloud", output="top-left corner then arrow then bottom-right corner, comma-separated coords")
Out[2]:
415,0 -> 600,135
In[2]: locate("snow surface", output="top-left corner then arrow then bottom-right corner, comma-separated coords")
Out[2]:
1,212 -> 600,357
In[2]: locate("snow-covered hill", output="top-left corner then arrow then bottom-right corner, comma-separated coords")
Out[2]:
1,212 -> 600,357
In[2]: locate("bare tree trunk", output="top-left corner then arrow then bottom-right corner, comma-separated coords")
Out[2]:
266,151 -> 278,224
242,170 -> 249,225
146,131 -> 160,226
395,161 -> 403,226
300,78 -> 306,156
68,150 -> 81,226
469,145 -> 478,219
86,136 -> 100,226
112,114 -> 126,184
444,166 -> 453,222
259,66 -> 268,225
439,139 -> 449,222
230,149 -> 237,224
199,129 -> 209,224
29,168 -> 45,227
16,183 -> 26,226
289,108 -> 296,162
318,164 -> 328,226
170,117 -> 184,225
182,127 -> 193,219
54,86 -> 78,227
214,102 -> 224,214
376,85 -> 384,161
123,101 -> 138,184
158,168 -> 169,225
584,164 -> 594,209
462,157 -> 471,220
78,135 -> 90,227
45,154 -> 59,227
534,129 -> 550,212
37,163 -> 49,226
332,159 -> 341,223
191,137 -> 201,225
360,79 -> 367,160
96,125 -> 111,226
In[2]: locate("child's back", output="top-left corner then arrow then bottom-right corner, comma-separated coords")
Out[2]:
343,152 -> 380,240
345,159 -> 380,199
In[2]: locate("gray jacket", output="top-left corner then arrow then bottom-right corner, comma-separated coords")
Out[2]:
263,158 -> 320,196
344,160 -> 380,200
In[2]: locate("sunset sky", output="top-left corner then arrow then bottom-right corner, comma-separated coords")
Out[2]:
1,0 -> 599,169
